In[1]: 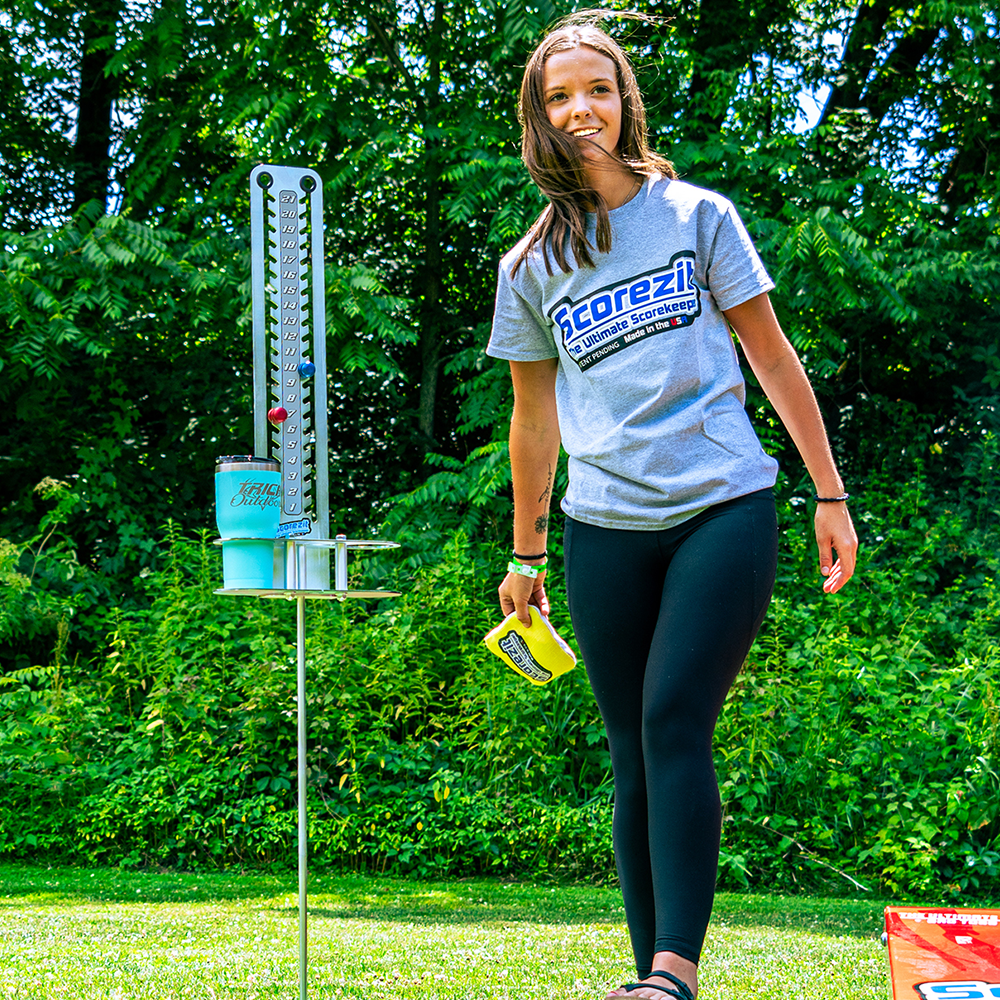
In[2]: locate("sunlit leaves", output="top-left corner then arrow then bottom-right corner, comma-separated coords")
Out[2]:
1,0 -> 998,596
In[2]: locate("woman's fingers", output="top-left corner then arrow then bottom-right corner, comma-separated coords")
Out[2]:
815,504 -> 858,593
822,558 -> 848,594
498,571 -> 547,625
533,584 -> 551,617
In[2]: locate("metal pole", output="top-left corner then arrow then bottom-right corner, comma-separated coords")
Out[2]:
296,593 -> 308,1000
217,165 -> 401,1000
334,534 -> 348,591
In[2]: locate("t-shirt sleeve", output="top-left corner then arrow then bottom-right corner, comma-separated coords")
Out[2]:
486,259 -> 559,361
704,202 -> 775,312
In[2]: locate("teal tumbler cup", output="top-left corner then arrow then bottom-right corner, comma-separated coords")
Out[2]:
215,455 -> 282,589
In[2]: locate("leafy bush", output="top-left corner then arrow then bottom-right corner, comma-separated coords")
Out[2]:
1,449 -> 997,900
715,444 -> 1000,896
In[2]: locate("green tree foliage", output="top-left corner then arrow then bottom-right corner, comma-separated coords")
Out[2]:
2,2 -> 994,547
0,0 -> 997,881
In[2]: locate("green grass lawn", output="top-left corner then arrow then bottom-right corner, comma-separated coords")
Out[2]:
0,865 -> 891,999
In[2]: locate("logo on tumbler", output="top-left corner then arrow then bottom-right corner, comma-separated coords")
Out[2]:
230,480 -> 282,509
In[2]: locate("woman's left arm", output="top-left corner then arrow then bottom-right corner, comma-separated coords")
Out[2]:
724,292 -> 858,594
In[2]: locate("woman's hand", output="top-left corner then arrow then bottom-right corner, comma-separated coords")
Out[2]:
815,502 -> 858,594
498,567 -> 550,625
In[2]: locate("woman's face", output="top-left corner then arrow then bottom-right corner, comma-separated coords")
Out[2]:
542,45 -> 622,161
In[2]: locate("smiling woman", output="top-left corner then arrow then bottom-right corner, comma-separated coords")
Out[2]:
488,17 -> 858,1000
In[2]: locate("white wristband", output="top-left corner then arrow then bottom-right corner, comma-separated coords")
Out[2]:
508,560 -> 543,579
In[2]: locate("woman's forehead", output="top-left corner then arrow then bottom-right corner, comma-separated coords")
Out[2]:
543,45 -> 618,82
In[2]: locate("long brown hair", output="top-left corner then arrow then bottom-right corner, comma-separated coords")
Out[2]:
512,22 -> 675,276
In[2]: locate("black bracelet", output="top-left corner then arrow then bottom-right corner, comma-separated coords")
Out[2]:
513,550 -> 547,560
814,493 -> 850,503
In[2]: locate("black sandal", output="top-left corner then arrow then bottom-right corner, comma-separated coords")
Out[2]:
618,969 -> 694,1000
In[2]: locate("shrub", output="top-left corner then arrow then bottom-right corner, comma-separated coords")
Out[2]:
1,451 -> 997,899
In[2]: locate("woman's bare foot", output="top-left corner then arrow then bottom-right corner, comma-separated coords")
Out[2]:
604,951 -> 698,999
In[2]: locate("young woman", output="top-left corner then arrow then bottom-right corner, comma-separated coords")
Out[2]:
487,21 -> 858,1000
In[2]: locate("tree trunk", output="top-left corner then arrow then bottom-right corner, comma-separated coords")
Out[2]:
862,24 -> 939,123
73,0 -> 120,212
684,0 -> 755,140
416,0 -> 446,447
817,0 -> 895,128
816,3 -> 940,181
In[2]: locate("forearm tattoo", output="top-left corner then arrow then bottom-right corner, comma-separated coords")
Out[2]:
535,465 -> 553,535
537,464 -> 553,505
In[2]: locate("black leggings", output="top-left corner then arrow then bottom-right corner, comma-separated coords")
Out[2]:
564,489 -> 778,972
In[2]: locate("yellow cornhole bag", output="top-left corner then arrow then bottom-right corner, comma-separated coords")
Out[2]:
484,606 -> 577,686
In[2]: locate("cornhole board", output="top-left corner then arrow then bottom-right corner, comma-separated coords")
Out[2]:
885,906 -> 1000,998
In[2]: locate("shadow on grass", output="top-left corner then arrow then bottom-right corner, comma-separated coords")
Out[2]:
713,893 -> 889,939
305,892 -> 890,937
0,865 -> 891,937
0,865 -> 621,924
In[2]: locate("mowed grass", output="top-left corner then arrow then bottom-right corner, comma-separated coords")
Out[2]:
0,866 -> 891,999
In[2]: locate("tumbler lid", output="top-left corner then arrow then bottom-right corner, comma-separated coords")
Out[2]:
215,454 -> 280,473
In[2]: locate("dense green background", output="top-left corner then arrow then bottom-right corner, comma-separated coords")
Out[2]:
1,0 -> 998,898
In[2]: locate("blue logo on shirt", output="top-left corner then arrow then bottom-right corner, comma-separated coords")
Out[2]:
550,252 -> 701,371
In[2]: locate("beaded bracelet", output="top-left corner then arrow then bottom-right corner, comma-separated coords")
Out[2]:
814,493 -> 850,503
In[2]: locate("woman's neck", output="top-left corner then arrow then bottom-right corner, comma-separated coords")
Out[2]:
585,164 -> 641,210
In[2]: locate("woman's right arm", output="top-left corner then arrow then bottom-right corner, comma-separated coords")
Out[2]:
498,358 -> 561,625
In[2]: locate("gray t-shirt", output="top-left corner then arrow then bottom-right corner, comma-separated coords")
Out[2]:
487,174 -> 779,530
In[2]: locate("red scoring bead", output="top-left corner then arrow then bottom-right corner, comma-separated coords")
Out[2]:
268,407 -> 288,424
